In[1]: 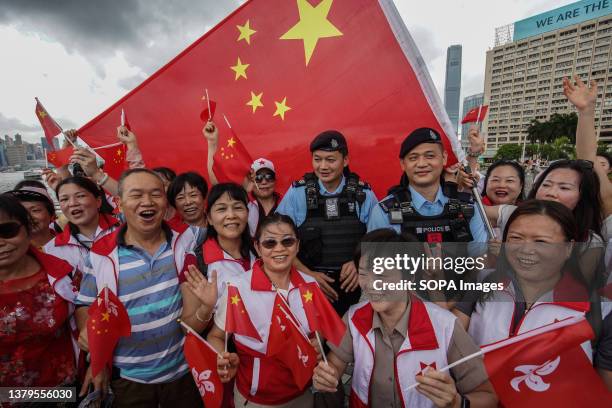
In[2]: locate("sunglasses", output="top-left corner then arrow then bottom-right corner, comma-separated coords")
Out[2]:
255,173 -> 275,183
259,237 -> 297,249
0,222 -> 22,239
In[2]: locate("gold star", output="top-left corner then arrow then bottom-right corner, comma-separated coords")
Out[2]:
302,290 -> 313,303
246,91 -> 264,113
230,57 -> 249,80
273,97 -> 292,120
38,110 -> 47,119
231,294 -> 241,305
280,0 -> 343,66
227,137 -> 236,148
101,312 -> 110,322
237,20 -> 256,44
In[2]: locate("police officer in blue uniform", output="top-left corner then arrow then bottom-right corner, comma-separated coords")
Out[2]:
276,130 -> 378,316
368,128 -> 488,249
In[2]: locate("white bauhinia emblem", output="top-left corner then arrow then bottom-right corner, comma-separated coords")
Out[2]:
510,356 -> 561,392
276,315 -> 286,332
297,345 -> 309,366
192,368 -> 215,396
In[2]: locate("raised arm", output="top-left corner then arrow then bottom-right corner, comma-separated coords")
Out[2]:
117,126 -> 145,169
203,121 -> 220,186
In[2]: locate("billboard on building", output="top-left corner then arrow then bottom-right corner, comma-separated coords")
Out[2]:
514,0 -> 611,41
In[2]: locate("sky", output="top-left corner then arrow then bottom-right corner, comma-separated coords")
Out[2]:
0,0 -> 575,143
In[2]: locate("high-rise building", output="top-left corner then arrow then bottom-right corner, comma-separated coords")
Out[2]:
4,135 -> 12,145
14,134 -> 22,145
461,93 -> 485,140
6,144 -> 27,167
41,137 -> 49,151
484,0 -> 612,152
0,140 -> 8,168
444,45 -> 462,134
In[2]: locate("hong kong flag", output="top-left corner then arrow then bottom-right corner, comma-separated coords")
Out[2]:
461,105 -> 488,124
184,332 -> 224,408
299,282 -> 346,346
87,287 -> 131,377
268,294 -> 317,389
76,0 -> 463,198
225,285 -> 262,342
482,316 -> 608,407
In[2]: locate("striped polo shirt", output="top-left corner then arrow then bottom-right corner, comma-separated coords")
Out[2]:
76,225 -> 188,383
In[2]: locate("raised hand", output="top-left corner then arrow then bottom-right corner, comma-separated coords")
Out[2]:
70,147 -> 99,177
468,125 -> 485,155
186,266 -> 218,309
116,126 -> 138,148
563,75 -> 598,113
202,121 -> 219,144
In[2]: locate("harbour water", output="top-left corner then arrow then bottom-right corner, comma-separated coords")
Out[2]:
0,171 -> 29,193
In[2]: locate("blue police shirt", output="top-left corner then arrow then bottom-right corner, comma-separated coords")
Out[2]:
276,175 -> 379,227
367,185 -> 488,250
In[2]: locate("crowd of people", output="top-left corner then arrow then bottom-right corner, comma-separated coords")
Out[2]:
0,76 -> 610,407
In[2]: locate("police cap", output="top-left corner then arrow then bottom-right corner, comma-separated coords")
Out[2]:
399,128 -> 443,158
309,130 -> 348,155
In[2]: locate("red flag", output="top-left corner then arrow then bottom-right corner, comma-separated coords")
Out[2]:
460,105 -> 488,124
121,109 -> 132,131
35,97 -> 62,151
225,285 -> 262,341
77,0 -> 463,198
184,332 -> 224,408
267,294 -> 317,389
87,287 -> 131,377
482,316 -> 608,407
212,125 -> 253,184
200,99 -> 217,122
299,282 -> 346,346
95,143 -> 127,180
46,146 -> 74,168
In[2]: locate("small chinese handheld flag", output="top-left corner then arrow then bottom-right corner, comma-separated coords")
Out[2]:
184,331 -> 224,408
225,285 -> 262,341
299,282 -> 346,346
461,105 -> 488,124
267,294 -> 317,389
120,109 -> 132,131
200,98 -> 217,122
95,144 -> 127,180
87,287 -> 131,377
46,146 -> 74,168
482,316 -> 608,408
35,97 -> 63,151
212,123 -> 253,184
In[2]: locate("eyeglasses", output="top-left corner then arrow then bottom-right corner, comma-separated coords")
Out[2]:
0,222 -> 22,239
255,173 -> 275,183
259,237 -> 298,249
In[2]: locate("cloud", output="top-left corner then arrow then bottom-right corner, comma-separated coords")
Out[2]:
0,0 -> 244,76
0,112 -> 77,143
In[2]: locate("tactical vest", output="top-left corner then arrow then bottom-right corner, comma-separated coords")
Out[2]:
295,172 -> 369,270
380,184 -> 475,243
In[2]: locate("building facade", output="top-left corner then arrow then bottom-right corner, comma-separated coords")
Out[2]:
6,144 -> 27,167
444,45 -> 463,134
483,0 -> 612,152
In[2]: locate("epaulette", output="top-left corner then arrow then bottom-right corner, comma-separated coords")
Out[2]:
292,179 -> 307,188
357,180 -> 371,190
378,195 -> 398,213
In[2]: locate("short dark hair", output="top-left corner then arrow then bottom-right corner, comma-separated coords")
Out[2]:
254,213 -> 298,242
167,172 -> 208,208
597,152 -> 612,168
14,180 -> 46,190
0,193 -> 31,234
118,168 -> 164,198
152,167 -> 177,182
56,176 -> 114,214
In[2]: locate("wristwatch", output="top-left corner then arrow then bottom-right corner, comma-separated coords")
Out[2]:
460,395 -> 470,408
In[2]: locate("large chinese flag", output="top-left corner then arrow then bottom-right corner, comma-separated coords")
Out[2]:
184,332 -> 224,408
76,0 -> 461,198
87,287 -> 131,377
299,282 -> 346,346
482,316 -> 608,407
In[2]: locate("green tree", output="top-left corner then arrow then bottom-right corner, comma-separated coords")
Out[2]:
494,144 -> 522,161
526,113 -> 577,144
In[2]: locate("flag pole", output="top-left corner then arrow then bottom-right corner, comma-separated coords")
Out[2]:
315,331 -> 328,365
44,148 -> 48,168
178,319 -> 223,358
205,89 -> 212,122
406,349 -> 485,390
475,104 -> 483,133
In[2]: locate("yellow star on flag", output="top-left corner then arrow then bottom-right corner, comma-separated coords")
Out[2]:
246,91 -> 264,113
101,312 -> 110,322
230,57 -> 249,80
237,20 -> 256,44
231,294 -> 241,305
302,290 -> 313,303
280,0 -> 343,66
273,97 -> 292,120
227,137 -> 237,148
38,110 -> 47,119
